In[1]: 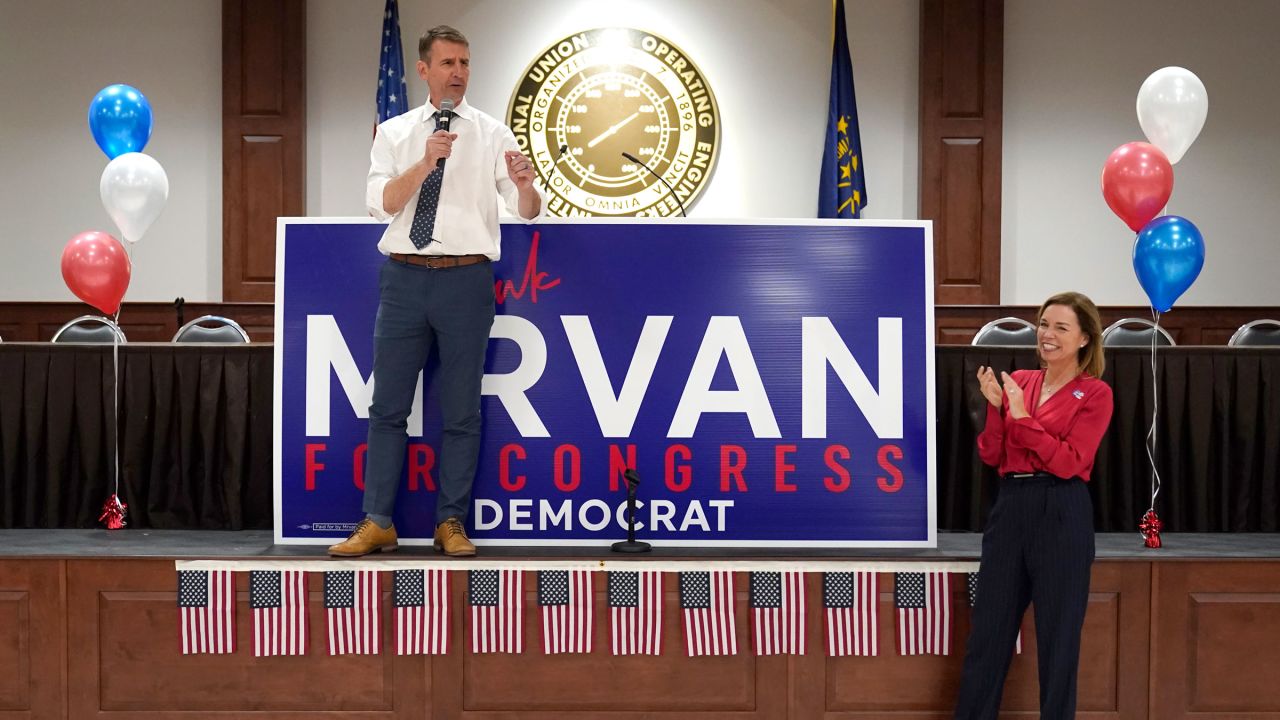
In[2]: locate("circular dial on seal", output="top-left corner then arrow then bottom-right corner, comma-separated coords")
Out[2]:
508,28 -> 720,217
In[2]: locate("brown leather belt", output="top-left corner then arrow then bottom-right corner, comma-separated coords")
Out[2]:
389,253 -> 490,269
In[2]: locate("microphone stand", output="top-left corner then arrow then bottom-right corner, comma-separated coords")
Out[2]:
621,152 -> 687,217
611,468 -> 651,553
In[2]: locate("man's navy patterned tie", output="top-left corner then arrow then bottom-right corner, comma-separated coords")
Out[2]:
407,111 -> 445,250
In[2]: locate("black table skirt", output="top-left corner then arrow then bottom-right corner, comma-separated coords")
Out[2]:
2,343 -> 1276,532
0,344 -> 272,529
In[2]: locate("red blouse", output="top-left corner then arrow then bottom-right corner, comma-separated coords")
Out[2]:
977,369 -> 1114,481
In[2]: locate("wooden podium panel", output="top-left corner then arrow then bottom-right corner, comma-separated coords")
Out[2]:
4,556 -> 1278,718
0,561 -> 62,720
794,563 -> 1149,719
436,572 -> 783,718
1152,561 -> 1280,719
65,560 -> 426,719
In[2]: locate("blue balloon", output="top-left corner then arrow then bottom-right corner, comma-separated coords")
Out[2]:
88,84 -> 153,159
1133,215 -> 1205,312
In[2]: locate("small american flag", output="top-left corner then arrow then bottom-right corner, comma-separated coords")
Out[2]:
374,0 -> 409,125
681,571 -> 737,656
967,572 -> 1021,654
609,571 -> 662,655
178,569 -> 236,654
538,570 -> 593,654
824,571 -> 879,656
394,569 -> 449,655
250,570 -> 308,657
895,572 -> 952,655
750,571 -> 806,655
325,570 -> 381,655
470,570 -> 523,654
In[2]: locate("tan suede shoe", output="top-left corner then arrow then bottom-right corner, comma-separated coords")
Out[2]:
328,519 -> 399,557
433,517 -> 477,557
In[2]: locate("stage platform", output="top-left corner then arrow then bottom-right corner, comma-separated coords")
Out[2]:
2,529 -> 1279,559
2,530 -> 1278,719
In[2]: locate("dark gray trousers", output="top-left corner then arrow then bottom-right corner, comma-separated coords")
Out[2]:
362,258 -> 495,525
954,474 -> 1095,720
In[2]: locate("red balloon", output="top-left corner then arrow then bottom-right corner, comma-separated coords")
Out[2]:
60,231 -> 131,315
1101,142 -> 1173,232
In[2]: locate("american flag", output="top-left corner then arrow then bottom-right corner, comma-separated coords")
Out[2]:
470,570 -> 523,654
609,571 -> 662,655
325,570 -> 381,655
895,572 -> 952,655
375,0 -> 409,125
680,571 -> 737,656
750,571 -> 806,655
178,569 -> 235,654
394,569 -> 449,655
538,570 -> 593,654
967,572 -> 1021,654
824,571 -> 879,656
250,570 -> 308,657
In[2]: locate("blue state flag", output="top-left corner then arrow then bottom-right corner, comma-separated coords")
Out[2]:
375,0 -> 409,125
819,0 -> 868,219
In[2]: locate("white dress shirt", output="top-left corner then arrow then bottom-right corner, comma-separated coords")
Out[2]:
366,98 -> 545,259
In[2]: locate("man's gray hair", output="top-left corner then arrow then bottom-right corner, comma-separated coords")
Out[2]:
420,25 -> 468,62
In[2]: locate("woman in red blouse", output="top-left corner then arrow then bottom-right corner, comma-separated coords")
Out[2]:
954,291 -> 1113,720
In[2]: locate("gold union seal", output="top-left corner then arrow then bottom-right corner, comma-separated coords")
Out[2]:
507,28 -> 720,217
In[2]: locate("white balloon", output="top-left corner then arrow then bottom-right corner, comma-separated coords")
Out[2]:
100,152 -> 169,243
1136,66 -> 1208,165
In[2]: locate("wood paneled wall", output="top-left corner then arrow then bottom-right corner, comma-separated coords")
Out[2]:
934,305 -> 1280,346
3,302 -> 1274,346
919,0 -> 1004,305
3,558 -> 1278,719
0,302 -> 275,343
222,0 -> 306,302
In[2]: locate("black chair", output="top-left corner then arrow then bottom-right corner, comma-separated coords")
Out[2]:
51,315 -> 127,344
1101,318 -> 1175,347
971,317 -> 1037,346
172,315 -> 251,343
1228,319 -> 1280,347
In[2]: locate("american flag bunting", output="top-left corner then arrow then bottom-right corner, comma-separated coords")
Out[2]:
250,570 -> 308,657
394,568 -> 449,655
824,571 -> 879,656
681,571 -> 737,656
470,569 -> 523,654
751,571 -> 806,655
325,570 -> 381,655
609,571 -> 662,655
539,570 -> 593,654
895,571 -> 952,655
178,569 -> 236,654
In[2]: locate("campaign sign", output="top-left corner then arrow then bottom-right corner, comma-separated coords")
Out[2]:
275,218 -> 934,546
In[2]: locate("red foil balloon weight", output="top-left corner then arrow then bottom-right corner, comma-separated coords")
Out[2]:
1139,509 -> 1163,548
60,231 -> 131,315
99,494 -> 128,530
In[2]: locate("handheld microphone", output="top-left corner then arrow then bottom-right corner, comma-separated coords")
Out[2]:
553,144 -> 570,166
435,98 -> 456,169
621,151 -> 686,217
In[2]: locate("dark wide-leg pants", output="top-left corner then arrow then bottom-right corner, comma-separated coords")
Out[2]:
954,474 -> 1095,720
362,258 -> 495,525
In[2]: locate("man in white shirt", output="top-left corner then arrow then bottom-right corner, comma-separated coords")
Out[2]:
329,25 -> 544,558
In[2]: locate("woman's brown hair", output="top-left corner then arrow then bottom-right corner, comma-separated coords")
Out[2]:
1037,291 -> 1105,378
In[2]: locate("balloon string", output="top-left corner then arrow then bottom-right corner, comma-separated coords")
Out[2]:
109,242 -> 133,502
1145,308 -> 1163,527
